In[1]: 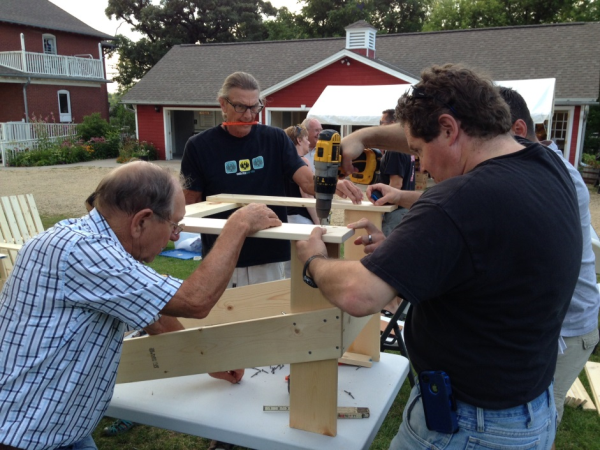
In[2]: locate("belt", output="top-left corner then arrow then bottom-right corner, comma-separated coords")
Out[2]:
0,445 -> 23,450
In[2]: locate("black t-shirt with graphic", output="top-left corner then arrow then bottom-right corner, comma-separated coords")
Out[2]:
181,124 -> 305,267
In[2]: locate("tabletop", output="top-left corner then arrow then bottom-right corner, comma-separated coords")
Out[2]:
107,352 -> 409,450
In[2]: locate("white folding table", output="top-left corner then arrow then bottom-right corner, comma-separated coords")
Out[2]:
107,352 -> 409,450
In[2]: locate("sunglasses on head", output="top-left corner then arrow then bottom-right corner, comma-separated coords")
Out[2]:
410,86 -> 459,117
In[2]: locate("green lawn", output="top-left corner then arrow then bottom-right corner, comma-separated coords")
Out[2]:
35,216 -> 600,449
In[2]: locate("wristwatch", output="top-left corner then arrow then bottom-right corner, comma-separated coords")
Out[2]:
302,254 -> 327,288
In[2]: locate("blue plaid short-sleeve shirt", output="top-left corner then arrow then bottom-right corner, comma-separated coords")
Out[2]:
0,209 -> 182,449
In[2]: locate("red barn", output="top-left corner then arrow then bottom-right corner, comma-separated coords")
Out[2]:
123,21 -> 600,168
0,0 -> 113,125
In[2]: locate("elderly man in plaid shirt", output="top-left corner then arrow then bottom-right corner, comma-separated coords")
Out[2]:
0,161 -> 281,450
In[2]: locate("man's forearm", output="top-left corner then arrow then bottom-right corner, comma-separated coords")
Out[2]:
163,220 -> 249,319
398,190 -> 423,209
307,258 -> 396,317
342,123 -> 410,154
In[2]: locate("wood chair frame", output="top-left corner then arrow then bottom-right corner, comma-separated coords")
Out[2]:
117,194 -> 395,436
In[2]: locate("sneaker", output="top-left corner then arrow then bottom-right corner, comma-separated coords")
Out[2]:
103,419 -> 136,436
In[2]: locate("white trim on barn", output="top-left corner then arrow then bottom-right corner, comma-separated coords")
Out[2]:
262,49 -> 419,98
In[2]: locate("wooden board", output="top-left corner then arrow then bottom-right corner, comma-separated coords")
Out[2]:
185,201 -> 240,218
339,351 -> 373,368
289,243 -> 340,436
117,308 -> 343,384
343,209 -> 383,362
178,279 -> 291,328
566,377 -> 596,410
183,217 -> 355,244
206,193 -> 397,213
584,361 -> 600,415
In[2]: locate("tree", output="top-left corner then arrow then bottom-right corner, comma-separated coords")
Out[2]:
105,0 -> 278,89
424,0 -> 600,31
265,0 -> 429,41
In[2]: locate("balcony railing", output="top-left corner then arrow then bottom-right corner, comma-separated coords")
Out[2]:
0,51 -> 105,79
0,122 -> 79,166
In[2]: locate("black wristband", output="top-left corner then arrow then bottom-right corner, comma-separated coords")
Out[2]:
302,254 -> 327,288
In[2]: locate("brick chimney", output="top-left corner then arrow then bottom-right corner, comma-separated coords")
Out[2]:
345,20 -> 377,59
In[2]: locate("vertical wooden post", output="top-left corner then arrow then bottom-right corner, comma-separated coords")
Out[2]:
289,243 -> 340,436
342,209 -> 385,362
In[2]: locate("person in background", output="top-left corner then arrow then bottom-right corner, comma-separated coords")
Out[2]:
498,87 -> 600,450
284,125 -> 319,225
376,108 -> 416,236
0,161 -> 281,450
298,63 -> 581,449
301,117 -> 323,172
181,72 -> 362,293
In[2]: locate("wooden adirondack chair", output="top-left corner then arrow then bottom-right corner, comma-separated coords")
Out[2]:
0,194 -> 45,285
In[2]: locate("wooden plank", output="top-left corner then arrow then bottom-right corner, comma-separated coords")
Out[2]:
584,361 -> 600,414
339,351 -> 372,368
183,217 -> 354,244
566,377 -> 595,410
289,243 -> 340,436
206,193 -> 396,213
178,279 -> 291,328
8,196 -> 30,242
1,197 -> 24,245
185,201 -> 240,218
117,308 -> 343,384
25,194 -> 44,234
342,314 -> 374,354
290,359 -> 338,436
343,209 -> 383,362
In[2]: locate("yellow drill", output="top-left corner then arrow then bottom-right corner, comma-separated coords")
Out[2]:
314,130 -> 342,225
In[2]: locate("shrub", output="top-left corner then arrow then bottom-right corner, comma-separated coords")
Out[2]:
117,139 -> 158,163
7,140 -> 93,167
77,113 -> 111,142
89,133 -> 120,159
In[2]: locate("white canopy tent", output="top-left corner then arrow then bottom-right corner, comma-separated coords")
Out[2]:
307,78 -> 556,136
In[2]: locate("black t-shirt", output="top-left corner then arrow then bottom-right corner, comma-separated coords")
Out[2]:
285,175 -> 313,221
362,143 -> 581,409
181,125 -> 305,267
378,151 -> 415,191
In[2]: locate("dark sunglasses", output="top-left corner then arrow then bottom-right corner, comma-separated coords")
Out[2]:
410,86 -> 459,117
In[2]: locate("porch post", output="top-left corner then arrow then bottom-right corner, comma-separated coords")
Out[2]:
20,34 -> 27,72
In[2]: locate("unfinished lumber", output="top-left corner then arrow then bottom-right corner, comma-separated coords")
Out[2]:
178,279 -> 291,328
117,308 -> 343,384
183,217 -> 354,244
289,243 -> 340,436
185,200 -> 240,217
339,352 -> 372,368
584,361 -> 600,414
206,193 -> 397,213
566,377 -> 596,411
343,208 -> 385,363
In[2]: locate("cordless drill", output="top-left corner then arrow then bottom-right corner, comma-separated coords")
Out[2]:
314,129 -> 342,225
313,130 -> 383,224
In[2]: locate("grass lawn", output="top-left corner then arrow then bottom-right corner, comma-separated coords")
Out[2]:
35,216 -> 600,448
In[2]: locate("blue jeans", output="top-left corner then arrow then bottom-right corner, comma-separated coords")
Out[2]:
390,383 -> 556,449
55,435 -> 97,450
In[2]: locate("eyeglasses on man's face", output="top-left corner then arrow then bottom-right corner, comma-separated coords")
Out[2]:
154,213 -> 184,236
224,98 -> 264,114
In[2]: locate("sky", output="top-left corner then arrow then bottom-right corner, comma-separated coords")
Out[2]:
48,0 -> 303,92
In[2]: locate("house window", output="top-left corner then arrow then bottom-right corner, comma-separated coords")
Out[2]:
58,90 -> 71,122
551,111 -> 570,152
42,34 -> 57,55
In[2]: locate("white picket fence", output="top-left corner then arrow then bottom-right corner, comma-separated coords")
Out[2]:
0,122 -> 79,166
